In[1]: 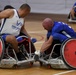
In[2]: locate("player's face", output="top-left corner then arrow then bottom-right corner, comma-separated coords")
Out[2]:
44,26 -> 52,31
42,22 -> 53,31
21,8 -> 30,17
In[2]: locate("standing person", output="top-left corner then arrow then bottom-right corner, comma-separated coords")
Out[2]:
34,18 -> 76,61
0,3 -> 32,61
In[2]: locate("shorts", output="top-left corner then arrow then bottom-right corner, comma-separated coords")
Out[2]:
1,34 -> 23,42
52,33 -> 68,42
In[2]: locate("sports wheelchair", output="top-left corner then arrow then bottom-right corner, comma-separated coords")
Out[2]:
68,13 -> 76,23
0,34 -> 36,68
39,38 -> 76,69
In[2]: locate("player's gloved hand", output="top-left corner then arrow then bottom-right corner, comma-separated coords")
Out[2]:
34,50 -> 40,61
31,38 -> 37,43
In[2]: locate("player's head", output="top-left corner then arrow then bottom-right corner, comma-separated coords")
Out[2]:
4,5 -> 14,10
19,3 -> 31,17
42,18 -> 54,31
74,6 -> 76,13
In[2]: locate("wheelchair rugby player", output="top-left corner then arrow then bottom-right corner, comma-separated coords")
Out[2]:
0,4 -> 36,68
34,18 -> 76,69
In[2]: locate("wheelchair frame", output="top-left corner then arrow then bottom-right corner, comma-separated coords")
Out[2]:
0,36 -> 36,68
68,14 -> 76,22
68,18 -> 76,22
39,38 -> 76,69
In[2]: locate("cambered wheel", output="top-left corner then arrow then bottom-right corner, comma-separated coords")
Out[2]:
0,37 -> 5,61
61,38 -> 76,69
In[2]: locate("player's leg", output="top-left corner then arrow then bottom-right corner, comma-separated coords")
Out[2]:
2,34 -> 25,61
52,33 -> 68,42
6,35 -> 19,53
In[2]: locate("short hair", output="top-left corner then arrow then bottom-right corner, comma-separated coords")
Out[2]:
4,5 -> 14,10
20,3 -> 31,11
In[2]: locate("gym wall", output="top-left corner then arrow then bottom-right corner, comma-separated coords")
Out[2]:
26,0 -> 76,14
0,0 -> 76,14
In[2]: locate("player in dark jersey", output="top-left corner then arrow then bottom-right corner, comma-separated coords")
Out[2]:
34,18 -> 76,61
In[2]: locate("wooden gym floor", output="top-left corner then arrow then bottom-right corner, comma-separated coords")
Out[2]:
0,14 -> 76,75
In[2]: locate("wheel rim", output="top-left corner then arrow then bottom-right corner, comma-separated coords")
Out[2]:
0,39 -> 3,58
62,39 -> 76,68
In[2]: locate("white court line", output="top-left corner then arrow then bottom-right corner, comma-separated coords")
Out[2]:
35,41 -> 44,44
28,31 -> 46,34
29,31 -> 45,44
53,70 -> 75,75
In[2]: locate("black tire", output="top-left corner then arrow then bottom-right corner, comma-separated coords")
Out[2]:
61,38 -> 76,69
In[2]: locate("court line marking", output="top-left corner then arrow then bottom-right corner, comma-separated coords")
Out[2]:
30,33 -> 44,41
29,31 -> 45,42
28,31 -> 46,34
35,41 -> 44,44
53,70 -> 75,75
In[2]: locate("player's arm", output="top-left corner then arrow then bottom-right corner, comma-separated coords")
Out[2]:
40,36 -> 53,53
0,9 -> 14,19
21,25 -> 31,38
21,19 -> 37,43
21,18 -> 31,38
